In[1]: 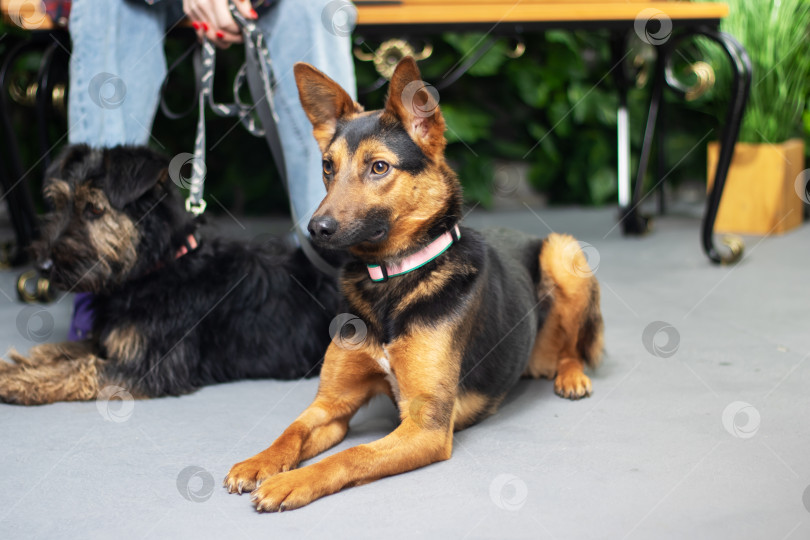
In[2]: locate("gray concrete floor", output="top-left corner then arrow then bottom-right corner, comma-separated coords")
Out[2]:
1,207 -> 809,539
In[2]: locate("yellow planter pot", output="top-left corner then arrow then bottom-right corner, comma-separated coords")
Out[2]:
707,138 -> 805,235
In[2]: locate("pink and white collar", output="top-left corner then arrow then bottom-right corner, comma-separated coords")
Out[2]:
175,234 -> 198,258
367,225 -> 461,282
149,234 -> 198,274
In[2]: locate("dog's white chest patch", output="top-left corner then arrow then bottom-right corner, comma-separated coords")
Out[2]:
376,349 -> 401,402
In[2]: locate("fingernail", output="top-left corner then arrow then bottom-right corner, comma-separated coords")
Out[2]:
249,8 -> 258,19
192,21 -> 200,30
216,31 -> 224,39
202,22 -> 209,31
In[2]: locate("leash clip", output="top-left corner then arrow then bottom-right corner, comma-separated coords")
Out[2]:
185,197 -> 207,216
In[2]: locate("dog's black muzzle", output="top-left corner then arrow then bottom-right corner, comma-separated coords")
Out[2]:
307,210 -> 390,250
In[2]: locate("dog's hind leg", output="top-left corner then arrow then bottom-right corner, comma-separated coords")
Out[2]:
0,342 -> 107,404
525,234 -> 604,400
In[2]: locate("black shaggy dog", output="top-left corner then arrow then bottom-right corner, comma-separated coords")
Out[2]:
0,144 -> 340,404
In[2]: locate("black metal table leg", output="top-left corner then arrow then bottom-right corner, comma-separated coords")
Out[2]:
622,27 -> 751,264
35,42 -> 61,172
696,32 -> 750,264
621,42 -> 665,235
34,33 -> 69,172
656,81 -> 667,215
663,28 -> 752,264
0,37 -> 47,265
609,31 -> 633,221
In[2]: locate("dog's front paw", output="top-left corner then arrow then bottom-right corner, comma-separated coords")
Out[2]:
0,346 -> 102,405
3,349 -> 34,369
250,466 -> 327,512
0,351 -> 42,403
0,362 -> 45,404
554,370 -> 592,400
224,451 -> 299,495
0,368 -> 25,403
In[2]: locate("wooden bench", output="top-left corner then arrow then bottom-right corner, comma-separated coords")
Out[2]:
356,0 -> 728,28
0,0 -> 749,264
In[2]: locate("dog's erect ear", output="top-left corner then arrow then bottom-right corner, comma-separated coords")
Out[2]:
384,57 -> 446,156
103,147 -> 169,209
294,62 -> 360,152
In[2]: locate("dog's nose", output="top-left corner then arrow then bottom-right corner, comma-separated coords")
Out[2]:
308,216 -> 338,239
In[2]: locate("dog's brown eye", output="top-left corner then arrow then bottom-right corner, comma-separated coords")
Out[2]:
322,160 -> 333,175
84,203 -> 105,219
371,161 -> 389,175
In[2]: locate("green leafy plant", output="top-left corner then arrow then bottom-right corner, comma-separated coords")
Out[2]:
698,0 -> 810,143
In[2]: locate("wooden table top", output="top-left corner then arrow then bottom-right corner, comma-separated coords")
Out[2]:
355,1 -> 729,27
1,1 -> 729,32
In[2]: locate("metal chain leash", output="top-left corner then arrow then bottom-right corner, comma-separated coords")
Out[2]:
185,7 -> 279,214
183,2 -> 338,276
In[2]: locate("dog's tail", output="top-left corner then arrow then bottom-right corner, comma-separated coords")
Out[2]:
577,279 -> 604,369
537,233 -> 604,370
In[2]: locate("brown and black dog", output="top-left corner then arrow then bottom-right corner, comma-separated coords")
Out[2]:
224,57 -> 604,511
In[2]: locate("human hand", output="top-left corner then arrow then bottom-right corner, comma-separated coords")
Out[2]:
183,0 -> 257,49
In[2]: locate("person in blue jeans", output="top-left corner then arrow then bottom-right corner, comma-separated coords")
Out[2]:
66,0 -> 357,339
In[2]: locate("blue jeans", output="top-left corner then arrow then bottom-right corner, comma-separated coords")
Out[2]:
68,0 -> 357,230
67,0 -> 357,340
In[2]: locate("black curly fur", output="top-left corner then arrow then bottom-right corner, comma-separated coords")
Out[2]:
35,144 -> 340,397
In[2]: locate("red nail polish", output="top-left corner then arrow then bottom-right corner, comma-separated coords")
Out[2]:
192,22 -> 200,30
202,22 -> 209,31
216,31 -> 224,39
249,8 -> 258,19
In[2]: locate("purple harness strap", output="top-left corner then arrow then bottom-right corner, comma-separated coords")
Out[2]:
68,292 -> 95,341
